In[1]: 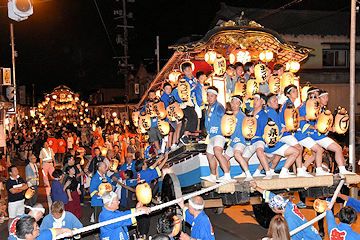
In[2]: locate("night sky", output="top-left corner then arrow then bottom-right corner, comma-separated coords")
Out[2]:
0,0 -> 351,102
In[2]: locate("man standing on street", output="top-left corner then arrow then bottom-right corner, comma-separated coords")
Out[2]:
25,155 -> 39,206
39,141 -> 55,187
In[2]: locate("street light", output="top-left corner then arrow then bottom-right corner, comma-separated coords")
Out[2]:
8,0 -> 33,22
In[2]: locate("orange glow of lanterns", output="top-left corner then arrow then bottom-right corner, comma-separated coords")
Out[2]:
306,97 -> 320,120
281,72 -> 295,89
286,60 -> 301,73
229,49 -> 251,64
132,110 -> 140,127
259,50 -> 273,62
157,119 -> 170,135
317,110 -> 333,133
313,199 -> 328,213
177,79 -> 191,102
168,71 -> 181,83
242,113 -> 257,140
233,79 -> 247,97
98,181 -> 112,196
284,103 -> 299,131
221,111 -> 236,137
334,107 -> 349,134
204,50 -> 217,64
136,182 -> 152,205
145,101 -> 155,118
25,186 -> 35,199
154,100 -> 167,120
263,118 -> 279,147
109,159 -> 119,171
166,99 -> 184,121
254,63 -> 268,83
139,112 -> 152,130
213,55 -> 226,75
301,82 -> 311,102
246,78 -> 259,98
101,147 -> 108,156
268,74 -> 281,94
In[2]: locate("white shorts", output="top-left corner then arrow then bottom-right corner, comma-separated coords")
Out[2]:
8,199 -> 25,218
271,144 -> 290,157
243,141 -> 265,158
194,104 -> 202,119
225,143 -> 246,157
298,137 -> 317,150
280,135 -> 299,147
316,137 -> 335,150
206,135 -> 226,155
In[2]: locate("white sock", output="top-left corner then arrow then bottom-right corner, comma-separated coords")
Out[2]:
339,166 -> 346,172
302,166 -> 307,171
297,168 -> 304,174
316,167 -> 324,173
245,170 -> 251,177
270,169 -> 275,174
210,174 -> 216,180
265,170 -> 272,176
224,172 -> 231,179
253,169 -> 261,176
280,167 -> 288,175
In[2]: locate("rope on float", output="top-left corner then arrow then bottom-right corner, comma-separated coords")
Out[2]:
56,179 -> 237,239
290,179 -> 345,236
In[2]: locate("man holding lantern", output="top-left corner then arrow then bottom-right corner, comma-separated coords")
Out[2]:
200,86 -> 230,183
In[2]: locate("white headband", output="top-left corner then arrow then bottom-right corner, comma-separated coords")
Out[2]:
102,191 -> 118,207
25,205 -> 45,215
232,96 -> 242,104
189,198 -> 204,211
286,86 -> 295,94
319,92 -> 328,98
207,89 -> 218,95
307,88 -> 319,94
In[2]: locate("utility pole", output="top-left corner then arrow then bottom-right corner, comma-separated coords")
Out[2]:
122,0 -> 128,77
10,23 -> 17,131
156,36 -> 160,73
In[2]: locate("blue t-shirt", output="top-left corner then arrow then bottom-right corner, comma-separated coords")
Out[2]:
294,103 -> 311,141
194,82 -> 204,108
205,101 -> 225,138
183,207 -> 215,240
160,92 -> 171,109
120,160 -> 137,179
137,167 -> 161,185
345,197 -> 360,213
251,109 -> 267,144
51,179 -> 68,205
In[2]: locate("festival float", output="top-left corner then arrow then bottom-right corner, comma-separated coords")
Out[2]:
138,15 -> 358,227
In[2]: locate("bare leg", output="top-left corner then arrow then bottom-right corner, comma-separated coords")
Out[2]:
270,155 -> 282,170
283,146 -> 299,169
256,148 -> 270,171
327,142 -> 345,166
214,146 -> 230,173
234,150 -> 249,172
303,153 -> 315,168
206,152 -> 217,175
311,144 -> 324,168
293,144 -> 303,168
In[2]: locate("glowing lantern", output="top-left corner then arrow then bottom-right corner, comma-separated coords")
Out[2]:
166,99 -> 184,121
317,110 -> 333,133
34,119 -> 38,124
204,50 -> 217,64
177,79 -> 191,102
233,79 -> 247,97
263,118 -> 279,147
80,120 -> 84,126
52,95 -> 57,99
105,119 -> 109,124
202,83 -> 210,105
98,180 -> 112,196
284,103 -> 300,131
281,72 -> 294,89
132,111 -> 140,127
139,112 -> 152,130
155,90 -> 161,99
168,71 -> 181,83
136,182 -> 152,205
229,49 -> 251,64
80,157 -> 85,166
109,159 -> 119,171
221,111 -> 236,137
73,122 -> 78,127
112,112 -> 117,118
172,216 -> 181,236
286,60 -> 300,73
25,186 -> 35,199
268,74 -> 281,94
145,101 -> 155,118
154,100 -> 167,120
246,78 -> 259,98
92,124 -> 96,132
259,50 -> 273,62
306,97 -> 320,120
242,113 -> 257,140
334,107 -> 349,134
157,119 -> 170,135
254,63 -> 268,83
313,199 -> 328,213
301,83 -> 311,102
180,60 -> 195,72
213,55 -> 226,75
101,147 -> 108,156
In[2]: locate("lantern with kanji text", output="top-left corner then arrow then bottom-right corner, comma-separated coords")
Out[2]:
246,78 -> 259,98
98,180 -> 112,196
132,110 -> 140,127
153,100 -> 167,120
334,107 -> 349,134
109,159 -> 119,171
242,112 -> 257,140
145,101 -> 155,118
263,118 -> 279,147
213,55 -> 226,75
166,98 -> 184,121
268,74 -> 281,94
306,97 -> 320,120
177,79 -> 191,102
139,112 -> 151,130
221,111 -> 236,137
233,79 -> 247,97
254,63 -> 267,83
281,72 -> 294,89
317,110 -> 333,133
157,119 -> 170,135
284,103 -> 299,131
229,49 -> 251,64
136,181 -> 152,205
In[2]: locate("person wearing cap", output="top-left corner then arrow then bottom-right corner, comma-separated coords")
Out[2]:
266,93 -> 313,178
99,191 -> 151,240
40,201 -> 82,239
177,196 -> 215,240
25,154 -> 39,206
250,182 -> 321,240
242,93 -> 274,179
9,203 -> 45,240
200,86 -> 230,183
223,95 -> 253,181
306,89 -> 354,176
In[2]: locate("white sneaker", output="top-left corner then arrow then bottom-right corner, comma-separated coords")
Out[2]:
233,172 -> 247,178
316,169 -> 332,176
340,170 -> 356,175
263,174 -> 273,180
253,172 -> 265,177
297,172 -> 314,178
279,171 -> 296,179
216,176 -> 232,183
270,171 -> 279,176
244,176 -> 254,181
200,175 -> 216,183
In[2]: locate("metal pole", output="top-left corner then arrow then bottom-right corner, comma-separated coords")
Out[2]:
349,0 -> 356,173
10,24 -> 17,132
122,0 -> 128,96
156,36 -> 160,73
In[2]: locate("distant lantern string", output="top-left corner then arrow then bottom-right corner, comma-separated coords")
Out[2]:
56,179 -> 237,239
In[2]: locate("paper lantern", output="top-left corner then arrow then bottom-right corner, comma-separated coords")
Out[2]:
109,159 -> 119,171
334,107 -> 349,134
146,101 -> 155,118
306,97 -> 320,120
139,112 -> 152,130
284,103 -> 299,131
92,123 -> 96,132
213,55 -> 226,75
301,82 -> 311,102
98,181 -> 112,196
154,100 -> 167,120
167,100 -> 184,121
259,50 -> 273,62
281,72 -> 294,89
313,199 -> 327,213
268,74 -> 281,94
202,83 -> 210,105
254,63 -> 268,83
168,71 -> 181,83
101,147 -> 108,156
204,50 -> 217,64
132,111 -> 140,127
246,78 -> 259,98
242,113 -> 257,140
172,215 -> 181,236
136,182 -> 152,205
229,49 -> 251,64
25,186 -> 35,199
80,157 -> 85,166
263,118 -> 279,147
286,60 -> 300,73
221,111 -> 236,137
177,79 -> 191,102
233,79 -> 247,97
157,119 -> 170,135
317,110 -> 334,133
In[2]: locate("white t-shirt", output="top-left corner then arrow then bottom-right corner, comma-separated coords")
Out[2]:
67,137 -> 74,149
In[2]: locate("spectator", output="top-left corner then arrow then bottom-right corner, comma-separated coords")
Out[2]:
57,135 -> 67,166
262,214 -> 291,240
157,211 -> 176,240
67,132 -> 74,150
50,169 -> 69,205
39,142 -> 55,187
87,147 -> 105,176
25,155 -> 39,206
63,166 -> 82,219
